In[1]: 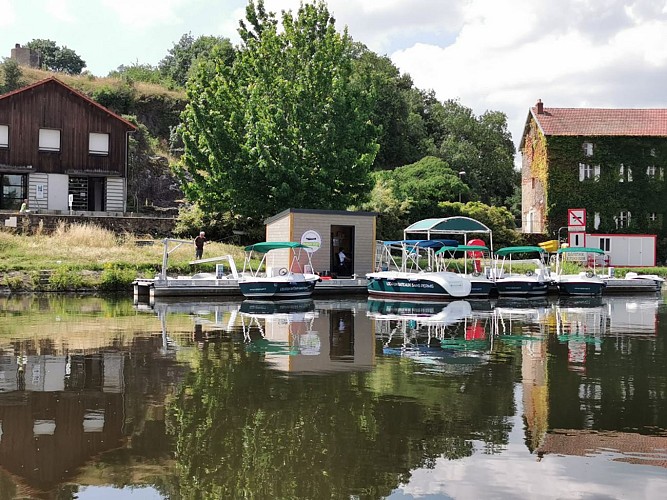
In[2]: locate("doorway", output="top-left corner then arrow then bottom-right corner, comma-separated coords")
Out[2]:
331,225 -> 355,277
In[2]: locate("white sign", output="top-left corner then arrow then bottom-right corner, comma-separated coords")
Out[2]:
36,184 -> 44,199
68,194 -> 74,208
568,208 -> 586,227
300,230 -> 321,253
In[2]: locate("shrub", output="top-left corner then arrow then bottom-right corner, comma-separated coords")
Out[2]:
49,266 -> 83,290
100,264 -> 137,291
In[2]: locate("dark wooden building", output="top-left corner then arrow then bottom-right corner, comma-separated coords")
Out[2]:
0,77 -> 136,212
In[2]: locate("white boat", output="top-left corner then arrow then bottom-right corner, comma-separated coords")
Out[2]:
552,247 -> 606,296
435,244 -> 496,297
493,246 -> 552,296
366,240 -> 472,300
238,242 -> 321,300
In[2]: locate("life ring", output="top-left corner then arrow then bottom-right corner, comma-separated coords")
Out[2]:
525,270 -> 534,277
279,268 -> 288,276
585,270 -> 594,278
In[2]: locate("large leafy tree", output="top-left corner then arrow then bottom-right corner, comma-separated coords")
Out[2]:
159,33 -> 234,87
0,59 -> 24,93
24,39 -> 86,74
177,0 -> 378,226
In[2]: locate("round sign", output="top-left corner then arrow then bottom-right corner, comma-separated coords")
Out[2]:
300,230 -> 321,253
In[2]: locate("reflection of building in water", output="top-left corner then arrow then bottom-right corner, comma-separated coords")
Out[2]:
0,333 -> 185,495
240,303 -> 374,373
520,296 -> 664,465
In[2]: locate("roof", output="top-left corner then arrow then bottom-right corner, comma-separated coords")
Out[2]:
557,247 -> 605,255
0,77 -> 137,130
435,245 -> 490,255
382,239 -> 459,249
404,217 -> 492,235
265,208 -> 377,225
245,241 -> 308,253
521,104 -> 667,148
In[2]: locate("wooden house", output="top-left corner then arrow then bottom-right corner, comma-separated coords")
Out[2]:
0,77 -> 136,213
520,100 -> 667,239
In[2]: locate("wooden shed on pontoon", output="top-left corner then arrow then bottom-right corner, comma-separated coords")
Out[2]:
264,208 -> 377,278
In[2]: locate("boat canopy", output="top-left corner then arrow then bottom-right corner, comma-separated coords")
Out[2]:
403,216 -> 493,250
244,241 -> 308,253
495,246 -> 546,257
382,239 -> 459,249
435,245 -> 489,255
557,247 -> 605,255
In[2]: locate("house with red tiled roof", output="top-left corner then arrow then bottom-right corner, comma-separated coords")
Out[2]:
0,77 -> 136,213
520,100 -> 667,262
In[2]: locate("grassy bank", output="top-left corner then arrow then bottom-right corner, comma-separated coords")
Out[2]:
0,223 -> 245,292
2,223 -> 667,293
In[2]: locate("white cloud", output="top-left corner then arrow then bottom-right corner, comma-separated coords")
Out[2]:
390,0 -> 667,149
100,0 -> 187,29
45,0 -> 76,23
0,0 -> 16,27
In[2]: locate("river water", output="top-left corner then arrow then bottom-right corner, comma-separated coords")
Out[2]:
0,293 -> 665,499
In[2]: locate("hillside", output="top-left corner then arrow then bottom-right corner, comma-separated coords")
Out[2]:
18,67 -> 187,141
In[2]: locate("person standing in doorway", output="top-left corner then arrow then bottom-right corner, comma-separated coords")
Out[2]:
194,231 -> 207,259
338,248 -> 350,274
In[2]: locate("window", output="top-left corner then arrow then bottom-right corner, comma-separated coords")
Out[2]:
619,164 -> 632,182
39,128 -> 60,152
582,142 -> 594,156
0,125 -> 8,148
649,212 -> 658,222
647,165 -> 656,178
89,133 -> 109,155
0,174 -> 27,210
599,238 -> 610,252
579,163 -> 600,181
615,211 -> 631,229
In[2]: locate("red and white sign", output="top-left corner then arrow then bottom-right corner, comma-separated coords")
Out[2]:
568,208 -> 586,228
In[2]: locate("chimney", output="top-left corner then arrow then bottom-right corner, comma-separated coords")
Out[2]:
536,99 -> 544,114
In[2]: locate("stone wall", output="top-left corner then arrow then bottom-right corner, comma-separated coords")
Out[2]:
3,213 -> 176,238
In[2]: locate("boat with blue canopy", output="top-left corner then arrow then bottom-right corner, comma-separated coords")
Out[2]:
366,240 -> 472,300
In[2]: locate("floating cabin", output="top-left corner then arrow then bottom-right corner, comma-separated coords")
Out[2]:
264,208 -> 377,278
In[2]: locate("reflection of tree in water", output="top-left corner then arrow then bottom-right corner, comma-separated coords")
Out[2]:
168,341 -> 517,498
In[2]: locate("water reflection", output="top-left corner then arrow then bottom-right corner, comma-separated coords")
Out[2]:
0,293 -> 663,498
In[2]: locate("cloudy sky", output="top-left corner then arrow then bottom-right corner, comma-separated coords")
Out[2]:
2,0 -> 667,152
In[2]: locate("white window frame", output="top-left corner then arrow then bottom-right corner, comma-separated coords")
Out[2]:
615,211 -> 631,229
649,212 -> 658,223
89,132 -> 110,155
619,164 -> 632,182
647,165 -> 656,178
599,237 -> 610,252
39,128 -> 61,152
0,125 -> 8,148
582,142 -> 594,156
579,163 -> 600,181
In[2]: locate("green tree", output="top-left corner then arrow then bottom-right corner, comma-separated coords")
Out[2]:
350,46 -> 428,170
434,100 -> 518,206
177,0 -> 379,227
159,33 -> 234,87
108,62 -> 163,85
0,58 -> 24,93
24,39 -> 86,74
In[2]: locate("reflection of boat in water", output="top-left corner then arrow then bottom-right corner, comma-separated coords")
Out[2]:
366,299 -> 472,323
239,299 -> 318,355
369,300 -> 490,372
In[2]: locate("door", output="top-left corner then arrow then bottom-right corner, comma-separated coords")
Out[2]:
88,177 -> 106,211
331,225 -> 355,277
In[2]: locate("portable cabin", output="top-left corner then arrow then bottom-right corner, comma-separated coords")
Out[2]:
264,208 -> 377,278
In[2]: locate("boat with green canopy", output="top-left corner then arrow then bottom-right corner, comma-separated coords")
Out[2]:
239,242 -> 321,299
493,246 -> 552,296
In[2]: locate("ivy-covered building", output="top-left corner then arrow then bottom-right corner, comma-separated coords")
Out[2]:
520,100 -> 666,244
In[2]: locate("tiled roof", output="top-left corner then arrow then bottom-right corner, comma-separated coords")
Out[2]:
532,106 -> 667,137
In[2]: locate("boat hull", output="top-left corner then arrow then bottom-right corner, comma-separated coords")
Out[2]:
469,278 -> 496,297
366,271 -> 471,299
495,278 -> 549,296
238,278 -> 318,299
555,279 -> 606,296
